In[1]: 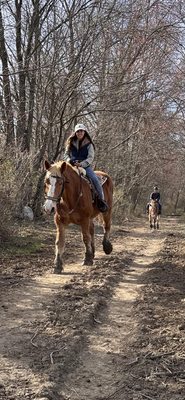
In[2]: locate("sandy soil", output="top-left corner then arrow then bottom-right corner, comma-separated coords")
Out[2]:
0,216 -> 185,400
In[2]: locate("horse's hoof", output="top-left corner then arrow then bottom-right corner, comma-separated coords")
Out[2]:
53,267 -> 63,274
81,259 -> 93,266
102,239 -> 113,255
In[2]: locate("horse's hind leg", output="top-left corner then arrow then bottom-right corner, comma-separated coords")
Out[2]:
54,220 -> 66,274
157,217 -> 159,229
102,212 -> 113,255
149,215 -> 153,229
81,220 -> 94,266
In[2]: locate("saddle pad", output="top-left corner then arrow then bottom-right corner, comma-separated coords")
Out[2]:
97,175 -> 107,186
74,166 -> 86,176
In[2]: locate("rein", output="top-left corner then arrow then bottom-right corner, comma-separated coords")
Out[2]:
68,168 -> 83,214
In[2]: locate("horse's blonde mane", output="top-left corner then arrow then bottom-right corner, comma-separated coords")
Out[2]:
47,161 -> 64,177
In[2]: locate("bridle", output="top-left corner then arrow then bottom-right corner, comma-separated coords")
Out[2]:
45,169 -> 83,213
45,175 -> 65,204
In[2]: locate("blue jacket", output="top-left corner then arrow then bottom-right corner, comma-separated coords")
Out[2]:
70,142 -> 89,161
64,136 -> 95,168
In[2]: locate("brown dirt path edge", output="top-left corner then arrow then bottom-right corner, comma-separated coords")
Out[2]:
0,217 -> 185,400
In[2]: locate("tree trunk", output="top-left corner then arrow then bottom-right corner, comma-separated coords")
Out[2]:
0,6 -> 14,145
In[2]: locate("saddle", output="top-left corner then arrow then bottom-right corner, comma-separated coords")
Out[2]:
74,167 -> 108,212
74,166 -> 107,187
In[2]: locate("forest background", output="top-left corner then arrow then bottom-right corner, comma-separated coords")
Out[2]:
1,0 -> 185,236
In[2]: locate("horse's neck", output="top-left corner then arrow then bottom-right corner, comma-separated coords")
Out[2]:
64,167 -> 83,197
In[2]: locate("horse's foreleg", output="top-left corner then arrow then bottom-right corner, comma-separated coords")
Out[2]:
54,222 -> 66,274
102,212 -> 113,255
81,220 -> 94,266
89,220 -> 95,258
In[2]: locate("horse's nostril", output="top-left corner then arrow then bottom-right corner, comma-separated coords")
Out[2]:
51,207 -> 55,214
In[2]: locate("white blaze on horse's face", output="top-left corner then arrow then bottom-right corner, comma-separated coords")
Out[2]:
44,175 -> 57,214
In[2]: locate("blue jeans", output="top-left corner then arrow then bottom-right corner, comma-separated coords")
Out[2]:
85,166 -> 104,200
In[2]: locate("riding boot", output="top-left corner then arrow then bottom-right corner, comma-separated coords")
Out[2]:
96,198 -> 109,213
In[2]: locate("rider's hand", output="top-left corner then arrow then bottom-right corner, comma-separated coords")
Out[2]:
74,161 -> 81,167
69,159 -> 75,166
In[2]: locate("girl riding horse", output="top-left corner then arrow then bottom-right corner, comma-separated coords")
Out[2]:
64,123 -> 108,213
43,160 -> 113,273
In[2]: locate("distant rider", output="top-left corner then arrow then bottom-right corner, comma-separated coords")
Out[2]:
146,186 -> 161,215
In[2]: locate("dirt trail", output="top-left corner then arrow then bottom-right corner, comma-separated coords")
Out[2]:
0,217 -> 185,400
62,226 -> 165,400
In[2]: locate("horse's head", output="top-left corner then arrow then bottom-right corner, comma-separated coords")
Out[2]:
43,160 -> 67,214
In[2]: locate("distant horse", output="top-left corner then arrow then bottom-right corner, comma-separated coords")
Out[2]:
149,199 -> 159,229
43,160 -> 113,273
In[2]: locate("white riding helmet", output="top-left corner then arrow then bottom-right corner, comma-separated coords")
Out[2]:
74,123 -> 88,133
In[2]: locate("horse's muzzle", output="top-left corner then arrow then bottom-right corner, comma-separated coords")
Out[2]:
43,203 -> 55,215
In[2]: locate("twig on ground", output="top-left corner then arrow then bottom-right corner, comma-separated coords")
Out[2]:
100,386 -> 126,399
93,316 -> 102,324
146,351 -> 175,360
50,346 -> 65,364
63,382 -> 81,399
161,363 -> 172,375
142,394 -> 156,400
127,357 -> 139,366
30,321 -> 50,347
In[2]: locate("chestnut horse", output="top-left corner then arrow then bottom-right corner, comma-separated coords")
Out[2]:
149,199 -> 159,229
43,160 -> 113,273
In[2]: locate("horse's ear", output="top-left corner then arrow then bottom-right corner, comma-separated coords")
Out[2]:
44,160 -> 51,170
61,161 -> 67,174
